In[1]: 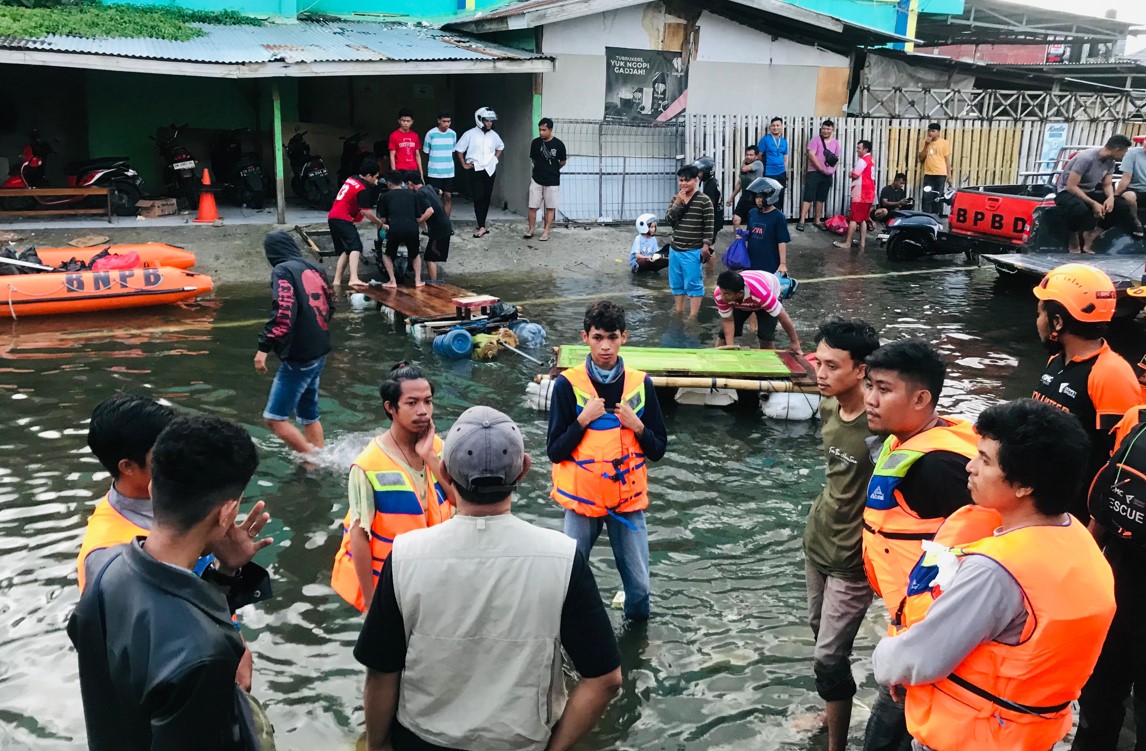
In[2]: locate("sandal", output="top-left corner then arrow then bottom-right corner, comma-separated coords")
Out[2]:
796,223 -> 806,231
473,228 -> 488,238
522,233 -> 534,239
539,234 -> 550,242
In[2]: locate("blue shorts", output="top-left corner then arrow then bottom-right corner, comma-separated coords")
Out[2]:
668,247 -> 704,297
262,355 -> 326,424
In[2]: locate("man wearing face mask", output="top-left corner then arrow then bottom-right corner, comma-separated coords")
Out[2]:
1030,263 -> 1140,523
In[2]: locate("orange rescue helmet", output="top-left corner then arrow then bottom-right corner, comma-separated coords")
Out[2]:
1032,263 -> 1117,323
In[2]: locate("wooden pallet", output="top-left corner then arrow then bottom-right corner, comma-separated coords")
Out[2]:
360,281 -> 480,321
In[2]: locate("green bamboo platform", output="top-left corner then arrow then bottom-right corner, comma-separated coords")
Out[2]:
555,346 -> 806,379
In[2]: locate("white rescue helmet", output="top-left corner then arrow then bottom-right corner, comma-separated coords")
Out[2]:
747,177 -> 783,206
475,107 -> 498,126
635,213 -> 658,234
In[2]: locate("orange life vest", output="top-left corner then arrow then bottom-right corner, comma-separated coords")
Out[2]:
862,418 -> 978,612
330,436 -> 451,612
551,364 -> 650,520
900,507 -> 1115,750
76,494 -> 149,592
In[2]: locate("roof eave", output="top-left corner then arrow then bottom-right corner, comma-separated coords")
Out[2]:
447,0 -> 646,33
0,48 -> 556,78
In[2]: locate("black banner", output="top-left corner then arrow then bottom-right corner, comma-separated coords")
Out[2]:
604,47 -> 688,124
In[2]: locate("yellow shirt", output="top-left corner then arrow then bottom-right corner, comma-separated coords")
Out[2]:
348,437 -> 427,527
922,138 -> 952,176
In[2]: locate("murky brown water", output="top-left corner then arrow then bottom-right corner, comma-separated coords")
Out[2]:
0,241 -> 1131,749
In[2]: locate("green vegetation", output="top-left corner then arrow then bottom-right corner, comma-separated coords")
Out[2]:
0,2 -> 261,41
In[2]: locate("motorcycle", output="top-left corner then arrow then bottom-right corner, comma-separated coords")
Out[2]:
880,185 -> 956,261
337,132 -> 371,185
2,129 -> 144,217
208,128 -> 266,210
286,131 -> 334,210
151,123 -> 201,208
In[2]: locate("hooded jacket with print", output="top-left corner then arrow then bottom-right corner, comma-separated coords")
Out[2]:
257,230 -> 334,362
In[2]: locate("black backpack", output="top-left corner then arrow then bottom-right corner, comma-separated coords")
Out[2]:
1091,409 -> 1146,542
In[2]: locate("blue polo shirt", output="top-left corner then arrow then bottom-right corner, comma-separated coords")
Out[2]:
757,134 -> 789,177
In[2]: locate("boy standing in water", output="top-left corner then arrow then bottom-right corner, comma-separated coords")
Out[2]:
805,318 -> 880,751
547,301 -> 668,621
255,231 -> 335,455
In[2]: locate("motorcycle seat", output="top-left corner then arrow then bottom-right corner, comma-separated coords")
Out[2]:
66,157 -> 130,173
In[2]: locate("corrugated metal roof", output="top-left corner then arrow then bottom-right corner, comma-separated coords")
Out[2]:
0,18 -> 548,65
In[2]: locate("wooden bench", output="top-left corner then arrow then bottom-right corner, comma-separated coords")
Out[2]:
0,187 -> 112,223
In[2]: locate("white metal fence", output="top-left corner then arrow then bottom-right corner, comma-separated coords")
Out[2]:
686,114 -> 1146,220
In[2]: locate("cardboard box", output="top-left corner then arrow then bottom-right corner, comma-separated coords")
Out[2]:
135,198 -> 177,218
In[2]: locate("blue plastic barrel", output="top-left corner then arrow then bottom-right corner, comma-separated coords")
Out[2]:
433,329 -> 473,359
511,322 -> 547,348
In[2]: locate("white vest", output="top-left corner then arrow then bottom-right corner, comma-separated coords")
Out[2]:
392,513 -> 576,751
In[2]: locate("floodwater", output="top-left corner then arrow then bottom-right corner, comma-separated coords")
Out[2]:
0,242 -> 1138,750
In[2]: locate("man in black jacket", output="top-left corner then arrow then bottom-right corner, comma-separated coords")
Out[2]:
254,230 -> 334,454
68,415 -> 272,751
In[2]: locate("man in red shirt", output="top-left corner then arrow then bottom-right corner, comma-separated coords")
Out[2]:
388,108 -> 423,179
329,157 -> 383,290
833,140 -> 876,251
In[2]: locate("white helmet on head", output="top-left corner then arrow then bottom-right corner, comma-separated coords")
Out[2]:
475,107 -> 498,126
635,213 -> 658,234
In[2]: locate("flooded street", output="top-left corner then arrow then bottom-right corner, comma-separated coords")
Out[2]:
0,240 -> 1129,750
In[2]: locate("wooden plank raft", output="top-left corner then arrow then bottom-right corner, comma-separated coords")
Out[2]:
360,281 -> 487,321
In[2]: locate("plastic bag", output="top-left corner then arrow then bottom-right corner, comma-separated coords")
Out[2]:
91,251 -> 141,271
824,215 -> 849,235
721,230 -> 750,270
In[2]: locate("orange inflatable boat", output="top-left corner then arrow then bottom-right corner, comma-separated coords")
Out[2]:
1,266 -> 213,317
34,243 -> 196,270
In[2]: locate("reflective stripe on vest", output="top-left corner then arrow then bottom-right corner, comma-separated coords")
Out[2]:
861,418 -> 978,610
901,507 -> 1116,750
551,364 -> 650,523
330,436 -> 451,612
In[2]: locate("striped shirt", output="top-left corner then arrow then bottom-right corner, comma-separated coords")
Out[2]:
665,192 -> 715,250
423,127 -> 457,179
714,270 -> 783,319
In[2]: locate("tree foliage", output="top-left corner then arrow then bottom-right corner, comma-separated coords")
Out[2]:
0,2 -> 261,40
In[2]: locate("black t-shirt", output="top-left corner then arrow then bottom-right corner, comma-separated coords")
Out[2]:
377,188 -> 419,237
415,185 -> 452,239
530,137 -> 567,186
897,450 -> 972,519
354,546 -> 621,751
879,185 -> 906,207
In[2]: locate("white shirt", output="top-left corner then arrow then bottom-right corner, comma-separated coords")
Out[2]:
455,126 -> 505,175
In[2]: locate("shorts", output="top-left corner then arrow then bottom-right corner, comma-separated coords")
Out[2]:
262,355 -> 326,424
426,176 -> 454,194
849,201 -> 872,223
733,192 -> 755,224
425,235 -> 450,263
632,254 -> 668,273
802,171 -> 833,204
328,218 -> 363,255
668,247 -> 704,297
528,180 -> 560,210
385,231 -> 420,259
805,560 -> 874,701
731,308 -> 779,341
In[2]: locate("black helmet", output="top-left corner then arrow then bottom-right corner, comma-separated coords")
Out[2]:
693,156 -> 715,181
747,177 -> 783,206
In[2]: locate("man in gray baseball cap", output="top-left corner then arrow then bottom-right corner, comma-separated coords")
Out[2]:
355,406 -> 622,751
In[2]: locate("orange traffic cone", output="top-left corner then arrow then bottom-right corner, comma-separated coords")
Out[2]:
193,168 -> 219,224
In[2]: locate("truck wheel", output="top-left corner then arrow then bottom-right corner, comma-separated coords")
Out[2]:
886,234 -> 928,262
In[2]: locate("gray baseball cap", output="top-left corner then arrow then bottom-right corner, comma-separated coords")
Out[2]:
442,406 -> 525,496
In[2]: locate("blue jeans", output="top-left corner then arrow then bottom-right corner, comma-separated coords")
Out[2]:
667,247 -> 704,297
262,355 -> 326,424
563,509 -> 650,620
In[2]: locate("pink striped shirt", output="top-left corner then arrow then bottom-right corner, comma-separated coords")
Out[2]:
713,270 -> 783,319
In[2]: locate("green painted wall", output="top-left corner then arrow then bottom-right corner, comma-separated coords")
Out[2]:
85,72 -> 298,194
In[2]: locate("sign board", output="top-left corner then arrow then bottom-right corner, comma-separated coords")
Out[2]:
1039,122 -> 1070,181
604,47 -> 688,124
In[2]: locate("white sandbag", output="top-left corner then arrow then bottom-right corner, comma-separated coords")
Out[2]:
674,387 -> 738,407
763,392 -> 822,421
525,379 -> 554,411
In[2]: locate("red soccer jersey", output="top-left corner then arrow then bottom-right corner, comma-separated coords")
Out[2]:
389,129 -> 422,171
329,177 -> 367,222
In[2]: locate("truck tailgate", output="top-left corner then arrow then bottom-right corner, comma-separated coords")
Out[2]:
949,189 -> 1045,245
